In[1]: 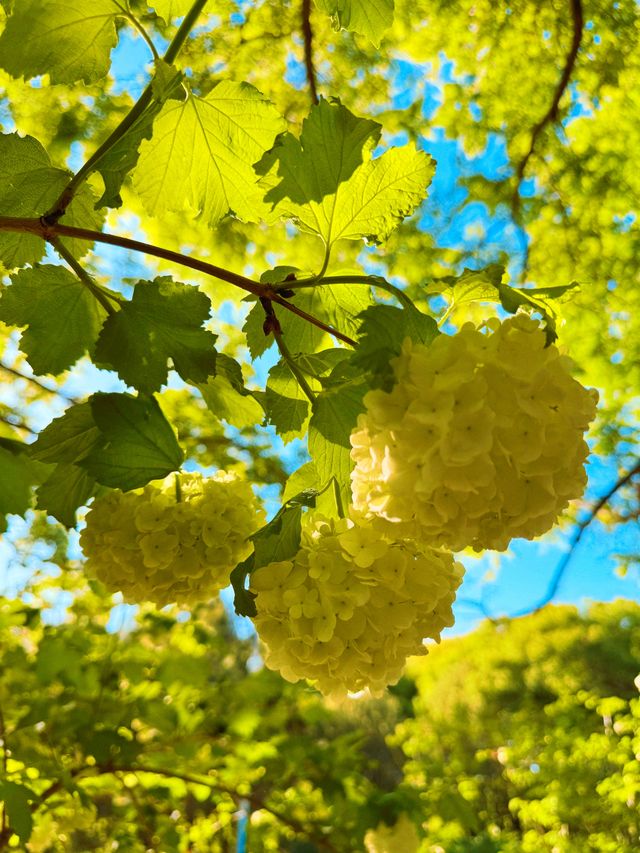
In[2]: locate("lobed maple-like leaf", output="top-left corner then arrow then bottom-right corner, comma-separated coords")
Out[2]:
133,81 -> 286,227
0,0 -> 121,84
94,277 -> 218,394
256,101 -> 434,251
0,265 -> 107,376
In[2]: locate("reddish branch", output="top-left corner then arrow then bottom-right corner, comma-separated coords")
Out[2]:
512,0 -> 584,214
0,216 -> 357,348
301,0 -> 319,106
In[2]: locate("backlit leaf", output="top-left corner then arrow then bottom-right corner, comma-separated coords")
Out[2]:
133,81 -> 286,227
257,100 -> 433,249
0,0 -> 120,84
315,0 -> 395,46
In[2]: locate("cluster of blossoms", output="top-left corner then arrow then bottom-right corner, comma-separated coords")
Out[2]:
350,315 -> 599,551
80,471 -> 264,606
364,814 -> 420,853
250,512 -> 463,696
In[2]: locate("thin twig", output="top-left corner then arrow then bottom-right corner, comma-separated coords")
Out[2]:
31,763 -> 337,851
0,413 -> 37,435
301,0 -> 319,106
114,0 -> 161,61
511,0 -> 584,215
50,238 -> 119,316
45,0 -> 208,218
464,460 -> 640,621
516,458 -> 640,617
285,274 -> 417,310
265,301 -> 318,404
0,362 -> 78,403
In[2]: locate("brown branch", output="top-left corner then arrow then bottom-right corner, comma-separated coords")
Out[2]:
0,216 -> 356,347
0,413 -> 37,435
511,0 -> 583,215
301,0 -> 319,106
0,362 -> 78,403
457,459 -> 640,622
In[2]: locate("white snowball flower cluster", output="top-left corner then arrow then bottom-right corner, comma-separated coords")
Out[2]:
350,315 -> 598,551
250,513 -> 463,696
364,814 -> 420,853
80,471 -> 265,606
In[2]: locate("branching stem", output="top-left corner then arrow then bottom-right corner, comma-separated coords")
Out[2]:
272,312 -> 318,404
511,0 -> 583,215
285,273 -> 417,310
46,0 -> 209,218
50,239 -> 119,316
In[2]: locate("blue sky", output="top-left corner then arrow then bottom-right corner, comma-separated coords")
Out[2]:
1,21 -> 638,638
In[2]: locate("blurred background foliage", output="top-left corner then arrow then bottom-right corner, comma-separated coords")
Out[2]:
0,581 -> 638,850
1,0 -> 640,848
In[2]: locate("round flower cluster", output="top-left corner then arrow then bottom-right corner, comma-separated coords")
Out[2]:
250,513 -> 463,696
80,471 -> 264,606
365,814 -> 420,853
350,315 -> 598,552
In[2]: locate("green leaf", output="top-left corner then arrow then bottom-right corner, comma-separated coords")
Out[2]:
0,441 -> 49,531
95,277 -> 218,394
261,98 -> 380,207
0,780 -> 34,843
0,265 -> 107,376
257,101 -> 433,249
282,461 -> 320,503
352,303 -> 438,388
198,353 -> 264,429
152,0 -> 193,20
315,0 -> 394,45
36,464 -> 97,527
429,265 -> 580,343
152,59 -> 185,104
308,381 -> 367,513
133,81 -> 286,227
264,361 -> 313,442
29,403 -> 101,525
252,504 -> 303,569
293,348 -> 351,379
95,106 -> 160,209
427,264 -> 504,306
79,393 -> 184,490
0,133 -> 104,268
230,555 -> 257,617
29,402 -> 101,464
0,0 -> 120,84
